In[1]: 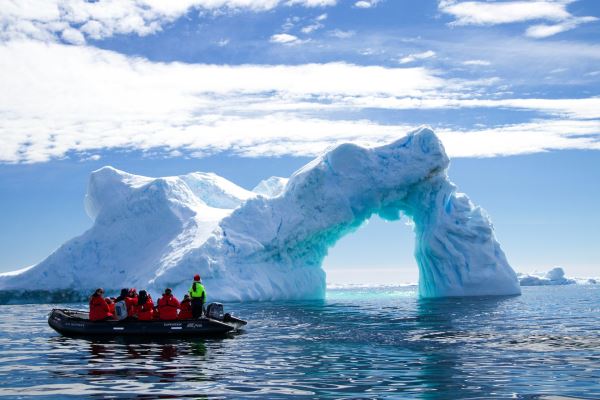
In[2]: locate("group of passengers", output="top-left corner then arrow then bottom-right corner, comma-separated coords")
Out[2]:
89,274 -> 206,321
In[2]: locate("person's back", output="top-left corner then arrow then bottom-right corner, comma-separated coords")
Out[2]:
157,288 -> 180,320
89,288 -> 112,321
126,288 -> 138,317
135,290 -> 154,321
178,294 -> 193,320
189,274 -> 206,319
114,288 -> 129,320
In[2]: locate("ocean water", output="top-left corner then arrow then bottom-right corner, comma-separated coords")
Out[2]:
0,285 -> 598,399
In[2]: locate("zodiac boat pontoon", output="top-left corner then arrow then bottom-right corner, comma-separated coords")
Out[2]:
48,303 -> 246,337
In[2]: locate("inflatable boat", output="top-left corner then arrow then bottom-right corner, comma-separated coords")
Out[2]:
48,303 -> 246,337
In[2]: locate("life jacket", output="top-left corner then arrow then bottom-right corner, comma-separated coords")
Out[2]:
89,295 -> 112,321
178,299 -> 193,320
136,297 -> 154,321
157,294 -> 180,320
105,298 -> 115,315
189,282 -> 206,300
125,296 -> 138,316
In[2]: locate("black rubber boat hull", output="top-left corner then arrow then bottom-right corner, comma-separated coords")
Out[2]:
48,309 -> 246,337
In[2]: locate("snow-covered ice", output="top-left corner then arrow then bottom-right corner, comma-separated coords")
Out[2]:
517,267 -> 591,286
252,176 -> 288,197
0,127 -> 521,302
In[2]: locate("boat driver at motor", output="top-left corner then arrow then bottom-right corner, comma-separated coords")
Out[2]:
189,274 -> 206,319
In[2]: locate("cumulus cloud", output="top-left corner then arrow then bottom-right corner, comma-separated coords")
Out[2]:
398,50 -> 436,64
439,0 -> 598,38
270,33 -> 302,43
0,0 -> 337,44
60,27 -> 85,45
0,40 -> 598,163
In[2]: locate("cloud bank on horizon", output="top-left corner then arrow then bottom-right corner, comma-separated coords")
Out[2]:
0,0 -> 599,163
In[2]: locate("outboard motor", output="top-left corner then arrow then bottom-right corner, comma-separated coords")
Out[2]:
206,302 -> 224,320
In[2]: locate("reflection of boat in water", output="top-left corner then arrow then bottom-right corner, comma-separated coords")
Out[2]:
48,304 -> 247,337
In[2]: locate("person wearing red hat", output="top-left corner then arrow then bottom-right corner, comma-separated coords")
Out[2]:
189,274 -> 206,319
157,288 -> 180,320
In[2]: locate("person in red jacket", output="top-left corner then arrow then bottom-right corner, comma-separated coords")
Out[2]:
135,290 -> 154,321
178,294 -> 193,320
157,288 -> 180,320
89,288 -> 113,321
126,288 -> 138,318
105,297 -> 116,315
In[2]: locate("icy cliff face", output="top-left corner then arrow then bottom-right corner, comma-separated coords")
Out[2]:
0,127 -> 521,302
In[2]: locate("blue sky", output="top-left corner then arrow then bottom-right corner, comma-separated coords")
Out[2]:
0,0 -> 599,281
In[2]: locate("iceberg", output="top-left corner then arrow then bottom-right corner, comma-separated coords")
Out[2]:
0,127 -> 521,303
252,176 -> 288,197
518,267 -> 577,286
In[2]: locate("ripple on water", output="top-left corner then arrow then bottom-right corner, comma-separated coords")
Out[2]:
0,285 -> 598,398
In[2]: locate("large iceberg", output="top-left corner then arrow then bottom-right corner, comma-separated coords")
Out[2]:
0,128 -> 521,302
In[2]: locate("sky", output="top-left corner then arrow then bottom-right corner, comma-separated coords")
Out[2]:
0,0 -> 599,282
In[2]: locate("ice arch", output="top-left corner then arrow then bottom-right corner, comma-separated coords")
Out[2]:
0,127 -> 520,301
157,127 -> 521,299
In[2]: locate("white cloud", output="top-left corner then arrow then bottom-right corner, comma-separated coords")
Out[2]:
0,40 -> 443,162
281,16 -> 301,31
0,0 -> 337,44
354,0 -> 380,8
60,27 -> 85,45
300,14 -> 327,34
322,95 -> 600,120
399,50 -> 436,64
270,33 -> 301,43
526,16 -> 598,38
328,29 -> 355,39
462,59 -> 491,66
438,119 -> 600,157
440,0 -> 572,25
286,0 -> 337,6
0,40 -> 598,163
301,23 -> 322,33
439,0 -> 598,38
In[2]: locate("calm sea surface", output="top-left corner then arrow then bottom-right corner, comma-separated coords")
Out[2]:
0,285 -> 598,399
